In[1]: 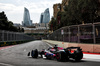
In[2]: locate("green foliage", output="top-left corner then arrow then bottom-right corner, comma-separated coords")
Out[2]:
49,17 -> 57,31
18,27 -> 24,32
21,28 -> 24,32
49,0 -> 99,31
0,11 -> 24,32
65,0 -> 99,23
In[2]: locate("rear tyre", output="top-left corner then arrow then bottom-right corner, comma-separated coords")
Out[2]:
74,51 -> 83,61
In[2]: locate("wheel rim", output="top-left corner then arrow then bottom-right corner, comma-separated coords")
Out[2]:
56,53 -> 60,60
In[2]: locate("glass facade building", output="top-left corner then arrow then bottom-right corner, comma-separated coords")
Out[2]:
40,13 -> 44,23
40,8 -> 50,23
22,7 -> 32,27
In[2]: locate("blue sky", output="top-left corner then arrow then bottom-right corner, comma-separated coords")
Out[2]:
0,0 -> 61,24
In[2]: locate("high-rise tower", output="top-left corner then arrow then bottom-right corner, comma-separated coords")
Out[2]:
39,13 -> 44,23
39,8 -> 50,23
43,8 -> 50,23
22,7 -> 32,27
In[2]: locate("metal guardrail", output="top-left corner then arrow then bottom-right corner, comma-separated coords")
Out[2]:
46,22 -> 100,44
0,30 -> 34,42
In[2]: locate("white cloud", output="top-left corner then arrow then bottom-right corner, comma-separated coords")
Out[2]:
0,3 -> 15,12
0,0 -> 62,24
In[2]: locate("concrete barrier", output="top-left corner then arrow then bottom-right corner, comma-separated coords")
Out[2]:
94,45 -> 100,53
78,44 -> 93,53
0,40 -> 33,47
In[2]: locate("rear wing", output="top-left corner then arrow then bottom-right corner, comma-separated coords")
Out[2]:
66,47 -> 82,51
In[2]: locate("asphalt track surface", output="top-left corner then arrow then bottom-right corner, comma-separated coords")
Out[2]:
0,40 -> 100,66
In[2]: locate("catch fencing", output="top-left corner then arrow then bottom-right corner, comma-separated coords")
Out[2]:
47,22 -> 100,44
0,30 -> 34,42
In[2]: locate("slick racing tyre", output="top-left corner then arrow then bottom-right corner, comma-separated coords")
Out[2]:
56,51 -> 69,62
74,51 -> 83,61
31,49 -> 38,58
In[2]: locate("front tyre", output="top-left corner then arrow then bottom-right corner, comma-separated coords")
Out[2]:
31,49 -> 38,58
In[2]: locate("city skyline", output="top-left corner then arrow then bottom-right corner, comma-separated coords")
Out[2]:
0,0 -> 62,24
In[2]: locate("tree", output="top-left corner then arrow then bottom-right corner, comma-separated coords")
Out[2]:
0,11 -> 20,32
49,17 -> 57,31
66,0 -> 99,24
49,0 -> 100,31
21,28 -> 24,32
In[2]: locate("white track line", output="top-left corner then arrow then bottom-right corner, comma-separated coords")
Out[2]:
0,63 -> 13,66
84,54 -> 100,60
82,58 -> 100,62
0,46 -> 14,51
46,43 -> 53,47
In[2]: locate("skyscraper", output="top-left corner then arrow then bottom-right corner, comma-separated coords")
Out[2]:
40,13 -> 44,23
22,7 -> 32,27
39,8 -> 50,23
43,8 -> 50,23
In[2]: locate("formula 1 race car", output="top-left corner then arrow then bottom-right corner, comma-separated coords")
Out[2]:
28,45 -> 83,62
